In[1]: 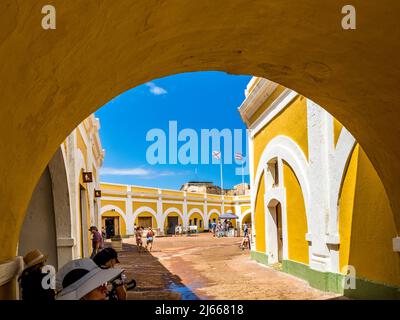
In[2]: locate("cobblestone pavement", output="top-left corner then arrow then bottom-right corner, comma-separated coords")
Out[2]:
115,233 -> 340,300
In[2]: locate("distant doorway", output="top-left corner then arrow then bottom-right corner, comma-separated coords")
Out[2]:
138,216 -> 153,229
275,203 -> 283,262
267,199 -> 285,264
167,216 -> 179,234
105,217 -> 116,238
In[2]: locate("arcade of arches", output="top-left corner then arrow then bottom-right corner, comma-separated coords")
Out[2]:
1,1 -> 400,299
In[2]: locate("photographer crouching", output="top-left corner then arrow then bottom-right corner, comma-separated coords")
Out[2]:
92,247 -> 136,300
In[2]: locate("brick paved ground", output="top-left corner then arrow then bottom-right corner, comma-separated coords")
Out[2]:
114,233 -> 340,300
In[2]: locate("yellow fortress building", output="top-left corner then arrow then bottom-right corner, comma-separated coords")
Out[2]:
99,182 -> 251,237
239,77 -> 400,299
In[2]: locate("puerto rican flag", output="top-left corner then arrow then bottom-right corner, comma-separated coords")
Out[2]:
235,152 -> 243,161
212,151 -> 221,160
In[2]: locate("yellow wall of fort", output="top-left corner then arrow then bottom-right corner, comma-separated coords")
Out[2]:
339,146 -> 400,286
189,212 -> 204,231
133,202 -> 157,214
254,173 -> 266,253
136,212 -> 158,229
101,199 -> 126,214
283,162 -> 309,265
253,96 -> 309,178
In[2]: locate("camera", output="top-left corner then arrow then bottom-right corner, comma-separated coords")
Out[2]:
108,273 -> 136,300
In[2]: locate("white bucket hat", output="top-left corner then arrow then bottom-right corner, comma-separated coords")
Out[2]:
56,258 -> 123,300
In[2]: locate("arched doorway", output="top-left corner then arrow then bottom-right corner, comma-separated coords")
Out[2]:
267,200 -> 284,265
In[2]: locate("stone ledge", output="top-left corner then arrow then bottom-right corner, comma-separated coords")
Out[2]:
0,257 -> 24,286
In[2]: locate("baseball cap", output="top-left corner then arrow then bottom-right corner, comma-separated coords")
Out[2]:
93,247 -> 120,267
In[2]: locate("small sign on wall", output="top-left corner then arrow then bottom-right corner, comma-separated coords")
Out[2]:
94,190 -> 102,198
82,172 -> 93,183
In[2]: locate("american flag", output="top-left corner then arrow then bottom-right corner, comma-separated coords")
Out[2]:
212,151 -> 221,160
235,152 -> 243,161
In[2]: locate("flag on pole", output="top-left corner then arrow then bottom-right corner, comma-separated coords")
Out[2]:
212,151 -> 221,160
235,152 -> 243,161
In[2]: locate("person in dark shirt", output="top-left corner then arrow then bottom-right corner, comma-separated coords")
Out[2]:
89,226 -> 104,258
18,249 -> 55,301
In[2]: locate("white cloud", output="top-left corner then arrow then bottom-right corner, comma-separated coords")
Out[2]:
100,167 -> 178,178
146,82 -> 167,95
100,167 -> 151,176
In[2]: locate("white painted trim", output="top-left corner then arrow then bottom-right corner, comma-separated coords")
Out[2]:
250,90 -> 299,138
0,257 -> 24,287
101,204 -> 127,219
253,135 -> 310,229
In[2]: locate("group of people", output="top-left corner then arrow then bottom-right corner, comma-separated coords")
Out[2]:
18,226 -> 135,300
210,219 -> 234,238
134,225 -> 155,253
209,220 -> 251,250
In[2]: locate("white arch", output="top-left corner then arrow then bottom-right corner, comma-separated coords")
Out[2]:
131,206 -> 162,230
101,204 -> 126,220
206,208 -> 221,223
239,208 -> 252,225
163,207 -> 183,219
188,207 -> 203,218
162,207 -> 186,229
328,127 -> 356,241
253,135 -> 311,229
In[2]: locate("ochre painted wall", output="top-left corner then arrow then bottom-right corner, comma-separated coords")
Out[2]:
189,212 -> 204,231
133,202 -> 157,213
333,119 -> 344,148
254,173 -> 266,253
339,146 -> 400,286
163,203 -> 183,214
136,212 -> 158,229
253,96 -> 309,178
283,162 -> 309,265
101,200 -> 126,214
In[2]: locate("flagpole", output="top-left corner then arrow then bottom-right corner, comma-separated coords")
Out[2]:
220,157 -> 224,193
241,159 -> 245,190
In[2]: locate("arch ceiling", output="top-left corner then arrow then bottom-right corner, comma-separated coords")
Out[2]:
1,1 -> 400,263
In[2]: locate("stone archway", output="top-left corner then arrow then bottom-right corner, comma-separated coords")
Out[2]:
1,1 -> 400,297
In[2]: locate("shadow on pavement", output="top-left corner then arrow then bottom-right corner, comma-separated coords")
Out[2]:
110,242 -> 200,300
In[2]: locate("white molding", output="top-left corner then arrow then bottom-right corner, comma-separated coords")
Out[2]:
253,135 -> 311,228
238,78 -> 279,125
0,257 -> 24,287
101,204 -> 127,219
250,89 -> 298,138
393,237 -> 400,252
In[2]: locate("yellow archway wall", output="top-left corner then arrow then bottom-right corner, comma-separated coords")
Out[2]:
283,162 -> 309,265
102,210 -> 127,237
2,1 -> 400,298
339,146 -> 400,286
254,173 -> 266,253
164,212 -> 183,234
188,212 -> 204,232
135,212 -> 158,229
253,96 -> 309,171
209,213 -> 219,224
242,213 -> 252,226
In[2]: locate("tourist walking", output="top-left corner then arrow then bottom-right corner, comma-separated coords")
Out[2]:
89,226 -> 104,259
18,249 -> 56,301
136,226 -> 144,253
243,222 -> 249,237
146,227 -> 155,252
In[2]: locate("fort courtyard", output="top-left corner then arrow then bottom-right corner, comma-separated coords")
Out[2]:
117,233 -> 338,300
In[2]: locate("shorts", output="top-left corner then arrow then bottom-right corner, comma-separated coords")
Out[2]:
147,237 -> 153,242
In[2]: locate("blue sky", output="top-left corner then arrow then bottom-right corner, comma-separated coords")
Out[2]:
95,71 -> 252,190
